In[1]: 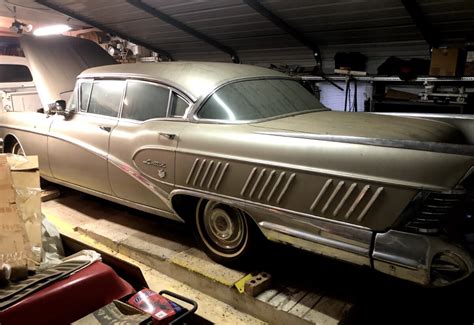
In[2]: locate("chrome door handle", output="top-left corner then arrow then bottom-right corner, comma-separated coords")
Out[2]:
99,125 -> 112,132
159,132 -> 177,140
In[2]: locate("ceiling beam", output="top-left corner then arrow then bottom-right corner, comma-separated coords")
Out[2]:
36,0 -> 173,60
401,0 -> 439,48
127,0 -> 240,63
243,0 -> 321,66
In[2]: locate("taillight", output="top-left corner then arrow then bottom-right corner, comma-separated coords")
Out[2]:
403,191 -> 466,234
431,251 -> 470,286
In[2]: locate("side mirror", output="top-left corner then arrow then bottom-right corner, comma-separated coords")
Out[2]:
55,100 -> 66,111
47,100 -> 73,119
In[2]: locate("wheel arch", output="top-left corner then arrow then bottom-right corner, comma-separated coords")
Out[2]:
2,133 -> 23,153
170,190 -> 262,231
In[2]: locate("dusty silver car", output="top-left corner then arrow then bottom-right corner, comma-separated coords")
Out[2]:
1,62 -> 473,287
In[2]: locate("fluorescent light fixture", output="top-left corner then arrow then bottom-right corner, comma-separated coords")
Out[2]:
33,24 -> 71,36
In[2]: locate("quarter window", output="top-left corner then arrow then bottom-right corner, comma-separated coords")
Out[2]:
170,93 -> 189,117
122,81 -> 170,121
87,80 -> 124,117
67,90 -> 77,112
80,81 -> 92,112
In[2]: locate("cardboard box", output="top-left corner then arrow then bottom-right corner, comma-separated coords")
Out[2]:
429,48 -> 466,77
464,51 -> 474,76
1,154 -> 43,269
0,155 -> 30,272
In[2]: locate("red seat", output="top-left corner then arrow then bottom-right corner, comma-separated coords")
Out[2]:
0,261 -> 135,325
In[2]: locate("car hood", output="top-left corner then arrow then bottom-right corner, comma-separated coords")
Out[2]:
250,111 -> 465,143
20,35 -> 116,110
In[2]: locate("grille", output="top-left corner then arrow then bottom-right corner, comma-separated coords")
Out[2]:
405,192 -> 465,234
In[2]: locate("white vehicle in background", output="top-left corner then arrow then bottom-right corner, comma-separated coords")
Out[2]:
0,55 -> 42,112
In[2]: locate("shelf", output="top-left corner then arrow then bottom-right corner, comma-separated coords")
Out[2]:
300,75 -> 474,82
370,99 -> 469,114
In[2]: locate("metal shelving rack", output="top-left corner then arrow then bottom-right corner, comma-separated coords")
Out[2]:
300,75 -> 474,113
300,75 -> 474,82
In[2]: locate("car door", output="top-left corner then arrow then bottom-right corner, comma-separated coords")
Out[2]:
108,80 -> 190,213
48,79 -> 125,195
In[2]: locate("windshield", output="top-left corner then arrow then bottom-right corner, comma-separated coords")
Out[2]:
198,79 -> 325,121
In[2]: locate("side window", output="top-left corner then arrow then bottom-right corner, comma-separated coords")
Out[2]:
170,93 -> 189,117
122,81 -> 170,121
88,80 -> 124,117
0,64 -> 33,82
80,81 -> 93,112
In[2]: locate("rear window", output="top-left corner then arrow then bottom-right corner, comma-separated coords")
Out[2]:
198,79 -> 324,121
0,64 -> 33,82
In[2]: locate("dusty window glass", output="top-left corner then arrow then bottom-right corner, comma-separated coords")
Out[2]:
198,79 -> 324,121
170,93 -> 189,117
80,81 -> 92,112
67,90 -> 77,111
122,81 -> 170,121
88,80 -> 124,117
0,64 -> 33,82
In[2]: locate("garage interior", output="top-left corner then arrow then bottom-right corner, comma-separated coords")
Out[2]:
0,0 -> 473,324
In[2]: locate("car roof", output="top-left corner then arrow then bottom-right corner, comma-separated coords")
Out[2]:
78,61 -> 288,101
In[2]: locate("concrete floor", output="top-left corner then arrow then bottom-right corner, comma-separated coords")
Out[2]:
43,186 -> 474,325
44,192 -> 263,324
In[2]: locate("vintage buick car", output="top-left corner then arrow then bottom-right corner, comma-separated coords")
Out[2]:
0,62 -> 473,287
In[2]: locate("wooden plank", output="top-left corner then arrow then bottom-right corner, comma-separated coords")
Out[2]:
266,286 -> 308,312
268,289 -> 294,308
304,296 -> 352,325
256,287 -> 281,303
288,292 -> 323,318
280,288 -> 307,312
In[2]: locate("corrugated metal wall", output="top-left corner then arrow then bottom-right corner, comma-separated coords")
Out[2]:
43,0 -> 473,73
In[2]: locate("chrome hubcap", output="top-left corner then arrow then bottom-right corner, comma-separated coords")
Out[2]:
203,202 -> 245,251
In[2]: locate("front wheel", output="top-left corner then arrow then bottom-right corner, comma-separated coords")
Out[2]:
194,199 -> 254,264
10,140 -> 25,156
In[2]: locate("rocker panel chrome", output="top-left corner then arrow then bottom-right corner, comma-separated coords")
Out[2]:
170,188 -> 373,266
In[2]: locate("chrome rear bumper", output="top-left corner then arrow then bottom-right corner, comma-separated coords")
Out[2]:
373,230 -> 473,287
259,218 -> 473,286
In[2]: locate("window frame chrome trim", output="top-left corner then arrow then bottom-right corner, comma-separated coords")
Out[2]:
75,78 -> 126,119
119,79 -> 192,124
74,76 -> 193,123
122,79 -> 171,121
78,78 -> 93,113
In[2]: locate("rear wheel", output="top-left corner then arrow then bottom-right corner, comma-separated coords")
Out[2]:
194,199 -> 254,264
